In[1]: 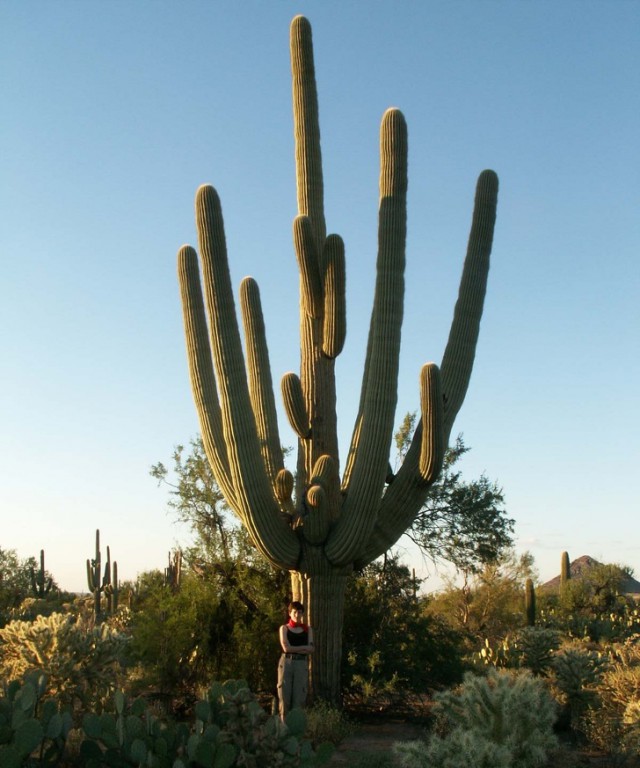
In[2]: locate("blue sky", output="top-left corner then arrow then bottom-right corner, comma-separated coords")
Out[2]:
1,1 -> 638,592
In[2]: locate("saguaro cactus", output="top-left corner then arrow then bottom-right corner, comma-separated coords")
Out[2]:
177,16 -> 498,702
30,549 -> 53,598
86,529 -> 118,620
561,550 -> 571,588
165,549 -> 183,592
525,577 -> 536,626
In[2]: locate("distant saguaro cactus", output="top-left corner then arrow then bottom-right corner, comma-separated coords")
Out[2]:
525,578 -> 536,626
165,549 -> 182,592
86,529 -> 118,620
30,549 -> 53,598
561,551 -> 571,588
177,16 -> 498,702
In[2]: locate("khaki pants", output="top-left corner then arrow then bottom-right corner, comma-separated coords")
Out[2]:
277,655 -> 308,718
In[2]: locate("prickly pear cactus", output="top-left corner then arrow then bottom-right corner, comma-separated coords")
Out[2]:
81,681 -> 331,768
0,672 -> 73,768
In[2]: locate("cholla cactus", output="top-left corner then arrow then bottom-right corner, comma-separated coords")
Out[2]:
550,645 -> 606,730
623,700 -> 640,754
394,669 -> 558,768
513,626 -> 561,676
177,16 -> 498,701
0,613 -> 128,713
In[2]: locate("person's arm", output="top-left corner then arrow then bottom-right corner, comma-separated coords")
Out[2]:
303,627 -> 314,654
279,625 -> 291,653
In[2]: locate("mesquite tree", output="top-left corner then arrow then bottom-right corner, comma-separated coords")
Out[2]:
177,16 -> 498,702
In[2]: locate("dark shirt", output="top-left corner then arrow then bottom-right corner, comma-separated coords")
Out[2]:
287,627 -> 308,647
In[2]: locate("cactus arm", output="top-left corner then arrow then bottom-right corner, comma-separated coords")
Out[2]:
325,108 -> 408,566
104,546 -> 111,587
419,363 -> 445,482
275,468 -> 296,518
293,216 -> 323,318
112,561 -> 119,611
281,372 -> 311,438
340,109 -> 405,491
290,15 -> 340,509
300,453 -> 340,546
309,454 -> 340,515
239,276 -> 285,483
440,169 -> 498,441
290,15 -> 326,250
86,559 -> 95,590
355,171 -> 499,567
322,235 -> 346,358
178,245 -> 236,508
188,184 -> 300,569
302,485 -> 330,545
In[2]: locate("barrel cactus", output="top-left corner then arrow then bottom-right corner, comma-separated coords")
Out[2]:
177,16 -> 498,702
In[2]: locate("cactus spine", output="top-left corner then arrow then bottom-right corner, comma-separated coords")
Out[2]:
29,549 -> 53,598
177,16 -> 498,702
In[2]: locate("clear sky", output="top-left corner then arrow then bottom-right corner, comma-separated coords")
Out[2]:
1,1 -> 638,593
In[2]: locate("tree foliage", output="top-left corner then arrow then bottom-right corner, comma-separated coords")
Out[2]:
148,438 -> 289,694
425,550 -> 537,646
395,414 -> 514,575
343,554 -> 466,698
0,548 -> 38,627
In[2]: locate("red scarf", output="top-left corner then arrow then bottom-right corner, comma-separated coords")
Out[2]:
287,619 -> 308,631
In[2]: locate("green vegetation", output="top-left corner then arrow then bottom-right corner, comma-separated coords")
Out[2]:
0,672 -> 73,768
394,668 -> 558,768
175,13 -> 499,704
1,529 -> 640,766
395,421 -> 514,576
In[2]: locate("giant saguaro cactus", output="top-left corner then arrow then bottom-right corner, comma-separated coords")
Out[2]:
177,16 -> 498,702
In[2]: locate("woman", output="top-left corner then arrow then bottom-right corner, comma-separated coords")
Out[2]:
277,600 -> 314,719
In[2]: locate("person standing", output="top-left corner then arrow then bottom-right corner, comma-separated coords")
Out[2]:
277,601 -> 314,719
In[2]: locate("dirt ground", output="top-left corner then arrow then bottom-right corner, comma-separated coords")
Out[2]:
328,720 -> 425,766
326,718 -> 620,768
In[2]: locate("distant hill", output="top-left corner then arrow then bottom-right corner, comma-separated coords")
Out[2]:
542,555 -> 640,595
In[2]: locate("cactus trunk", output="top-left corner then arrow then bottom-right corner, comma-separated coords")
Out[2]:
291,563 -> 349,704
561,551 -> 571,588
177,16 -> 498,703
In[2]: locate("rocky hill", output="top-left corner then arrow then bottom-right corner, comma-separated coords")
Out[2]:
542,555 -> 640,595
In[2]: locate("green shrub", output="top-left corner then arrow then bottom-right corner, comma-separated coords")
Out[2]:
343,558 -> 466,696
128,569 -> 283,698
0,612 -> 128,714
393,668 -> 558,768
304,700 -> 354,746
474,627 -> 560,676
582,635 -> 640,759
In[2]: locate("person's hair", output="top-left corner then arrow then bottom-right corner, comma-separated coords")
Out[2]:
288,600 -> 304,613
